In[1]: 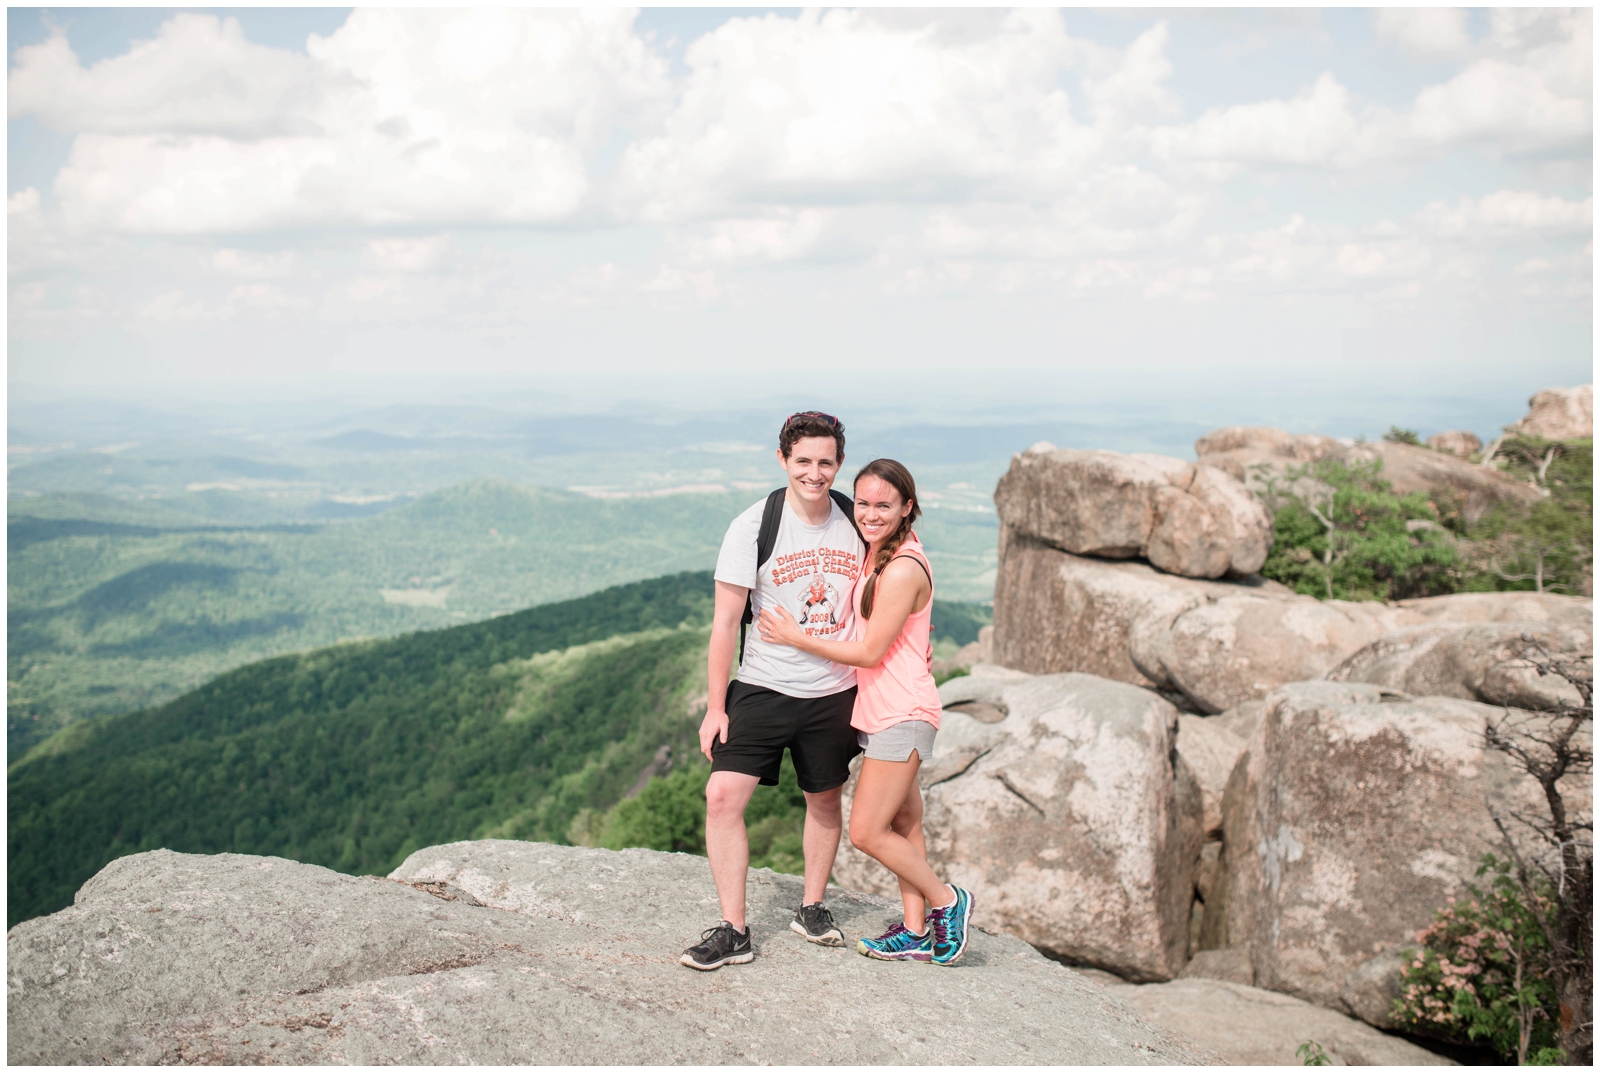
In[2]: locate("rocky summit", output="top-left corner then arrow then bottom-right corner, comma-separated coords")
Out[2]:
8,841 -> 1215,1065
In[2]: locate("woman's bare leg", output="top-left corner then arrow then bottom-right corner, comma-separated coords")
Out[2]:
890,777 -> 928,931
849,752 -> 953,924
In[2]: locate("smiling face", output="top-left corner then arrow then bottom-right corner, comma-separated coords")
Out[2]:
853,473 -> 913,550
778,435 -> 841,506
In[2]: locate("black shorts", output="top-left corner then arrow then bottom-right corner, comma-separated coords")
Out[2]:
711,681 -> 861,793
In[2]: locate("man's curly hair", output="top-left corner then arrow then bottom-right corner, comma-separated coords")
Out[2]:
778,412 -> 845,460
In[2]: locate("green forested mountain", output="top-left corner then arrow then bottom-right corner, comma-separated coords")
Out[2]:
8,480 -> 997,757
7,573 -> 718,927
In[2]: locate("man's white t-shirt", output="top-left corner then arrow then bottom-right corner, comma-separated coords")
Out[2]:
714,493 -> 864,699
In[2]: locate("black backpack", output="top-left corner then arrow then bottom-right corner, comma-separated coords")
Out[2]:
739,487 -> 865,663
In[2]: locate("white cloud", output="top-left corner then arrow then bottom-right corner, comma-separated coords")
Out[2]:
1155,10 -> 1591,169
211,248 -> 296,278
619,8 -> 1113,220
23,9 -> 671,233
139,289 -> 222,323
679,210 -> 834,266
362,235 -> 452,273
7,15 -> 328,137
1152,72 -> 1364,169
1419,190 -> 1593,238
1373,9 -> 1473,59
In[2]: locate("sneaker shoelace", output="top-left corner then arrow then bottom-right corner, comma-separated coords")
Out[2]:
800,904 -> 835,930
701,923 -> 742,949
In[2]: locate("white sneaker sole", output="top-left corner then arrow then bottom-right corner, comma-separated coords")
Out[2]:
791,919 -> 845,947
679,950 -> 754,971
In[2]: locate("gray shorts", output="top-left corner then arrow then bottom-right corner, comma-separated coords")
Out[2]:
857,720 -> 938,762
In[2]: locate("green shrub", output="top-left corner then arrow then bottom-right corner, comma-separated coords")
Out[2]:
1259,459 -> 1462,601
597,755 -> 809,876
602,764 -> 708,854
1393,855 -> 1562,1065
1385,426 -> 1422,446
1463,436 -> 1593,597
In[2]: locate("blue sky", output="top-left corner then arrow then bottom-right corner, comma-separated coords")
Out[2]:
6,8 -> 1592,428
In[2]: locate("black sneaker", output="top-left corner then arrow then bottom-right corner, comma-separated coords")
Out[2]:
680,922 -> 753,970
790,902 -> 845,946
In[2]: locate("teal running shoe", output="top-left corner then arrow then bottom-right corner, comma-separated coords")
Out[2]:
929,886 -> 974,966
856,921 -> 933,962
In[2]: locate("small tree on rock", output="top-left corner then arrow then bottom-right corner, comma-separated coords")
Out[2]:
1483,638 -> 1593,1065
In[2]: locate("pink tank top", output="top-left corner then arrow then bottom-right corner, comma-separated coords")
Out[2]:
850,531 -> 943,734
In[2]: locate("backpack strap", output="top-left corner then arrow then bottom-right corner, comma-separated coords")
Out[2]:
829,488 -> 867,551
740,489 -> 789,664
738,487 -> 867,665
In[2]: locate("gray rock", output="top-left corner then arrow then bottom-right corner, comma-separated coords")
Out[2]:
834,671 -> 1203,982
1213,700 -> 1265,741
990,539 -> 1440,713
1511,383 -> 1593,441
1339,948 -> 1408,1030
994,446 -> 1272,579
1177,715 -> 1247,836
1096,977 -> 1454,1065
1397,590 -> 1594,631
1195,426 -> 1542,524
1179,948 -> 1253,986
1325,621 -> 1591,710
1217,682 -> 1567,1026
8,843 -> 1214,1065
1426,431 -> 1482,457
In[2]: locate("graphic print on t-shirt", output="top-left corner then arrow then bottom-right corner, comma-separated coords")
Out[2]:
770,548 -> 855,637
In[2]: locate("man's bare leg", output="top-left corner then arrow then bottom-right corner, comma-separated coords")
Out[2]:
705,771 -> 761,930
800,785 -> 844,904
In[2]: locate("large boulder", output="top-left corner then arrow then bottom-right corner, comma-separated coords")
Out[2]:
1398,590 -> 1594,631
1510,383 -> 1593,441
1095,976 -> 1453,1065
1426,430 -> 1482,457
1194,427 -> 1542,524
6,842 -> 1212,1065
1355,440 -> 1543,522
1176,715 -> 1247,836
1326,620 -> 1592,711
991,539 -> 1425,712
834,669 -> 1204,982
1214,681 -> 1574,1027
994,445 -> 1272,579
1193,426 -> 1344,470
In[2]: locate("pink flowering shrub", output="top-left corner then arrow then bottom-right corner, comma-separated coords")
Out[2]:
1394,855 -> 1563,1064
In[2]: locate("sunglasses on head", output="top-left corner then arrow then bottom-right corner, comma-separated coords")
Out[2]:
784,410 -> 840,428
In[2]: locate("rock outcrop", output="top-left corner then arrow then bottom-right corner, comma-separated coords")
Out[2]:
1176,714 -> 1247,836
1194,427 -> 1542,524
1326,620 -> 1592,711
1426,430 -> 1482,457
833,669 -> 1203,982
994,445 -> 1272,579
1398,590 -> 1594,630
7,842 -> 1214,1065
1095,976 -> 1453,1066
1214,682 -> 1574,1028
1510,383 -> 1593,441
991,541 -> 1426,712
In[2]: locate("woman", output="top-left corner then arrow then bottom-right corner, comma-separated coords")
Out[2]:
757,458 -> 973,966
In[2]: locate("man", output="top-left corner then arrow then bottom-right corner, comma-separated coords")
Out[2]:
680,411 -> 866,970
